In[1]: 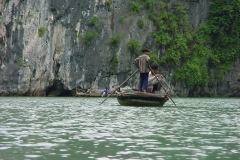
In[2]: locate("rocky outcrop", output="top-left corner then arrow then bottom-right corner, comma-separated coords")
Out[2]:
0,0 -> 239,97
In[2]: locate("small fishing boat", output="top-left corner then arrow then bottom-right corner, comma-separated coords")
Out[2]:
99,69 -> 176,107
116,90 -> 169,107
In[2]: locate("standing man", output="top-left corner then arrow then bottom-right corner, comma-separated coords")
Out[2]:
134,48 -> 150,92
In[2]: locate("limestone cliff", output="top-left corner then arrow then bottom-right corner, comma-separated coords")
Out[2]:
0,0 -> 239,96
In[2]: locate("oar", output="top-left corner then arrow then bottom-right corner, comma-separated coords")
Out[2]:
162,78 -> 179,98
99,69 -> 139,106
148,66 -> 177,107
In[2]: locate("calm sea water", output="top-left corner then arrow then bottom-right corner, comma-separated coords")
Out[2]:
0,97 -> 239,160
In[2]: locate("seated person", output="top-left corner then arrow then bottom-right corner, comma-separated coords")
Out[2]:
102,87 -> 109,97
86,87 -> 91,94
147,64 -> 163,93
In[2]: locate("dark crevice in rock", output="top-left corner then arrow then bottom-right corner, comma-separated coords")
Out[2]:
110,13 -> 114,31
46,79 -> 72,97
54,63 -> 60,76
0,37 -> 4,45
32,68 -> 36,78
5,22 -> 13,38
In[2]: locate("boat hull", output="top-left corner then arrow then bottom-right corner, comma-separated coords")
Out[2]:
117,92 -> 168,107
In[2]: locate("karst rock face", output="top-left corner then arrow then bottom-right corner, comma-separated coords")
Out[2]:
0,0 -> 239,97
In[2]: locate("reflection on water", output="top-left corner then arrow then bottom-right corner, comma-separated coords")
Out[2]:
0,97 -> 239,160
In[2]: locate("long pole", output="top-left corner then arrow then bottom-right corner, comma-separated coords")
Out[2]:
99,69 -> 139,106
148,66 -> 177,106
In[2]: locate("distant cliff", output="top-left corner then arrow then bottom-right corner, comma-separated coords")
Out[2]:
0,0 -> 239,97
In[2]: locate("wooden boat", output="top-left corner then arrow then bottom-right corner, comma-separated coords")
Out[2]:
116,90 -> 169,107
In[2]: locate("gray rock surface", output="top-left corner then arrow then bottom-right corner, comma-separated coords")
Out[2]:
0,0 -> 239,97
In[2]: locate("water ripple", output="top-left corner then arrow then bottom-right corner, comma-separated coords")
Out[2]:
0,97 -> 239,160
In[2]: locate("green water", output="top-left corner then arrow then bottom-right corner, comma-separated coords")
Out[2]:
0,97 -> 239,160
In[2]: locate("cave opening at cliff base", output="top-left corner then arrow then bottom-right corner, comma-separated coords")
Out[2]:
46,79 -> 72,97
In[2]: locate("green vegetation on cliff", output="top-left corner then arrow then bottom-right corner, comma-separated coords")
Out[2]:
207,0 -> 240,78
130,0 -> 240,88
127,38 -> 140,54
38,27 -> 47,37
